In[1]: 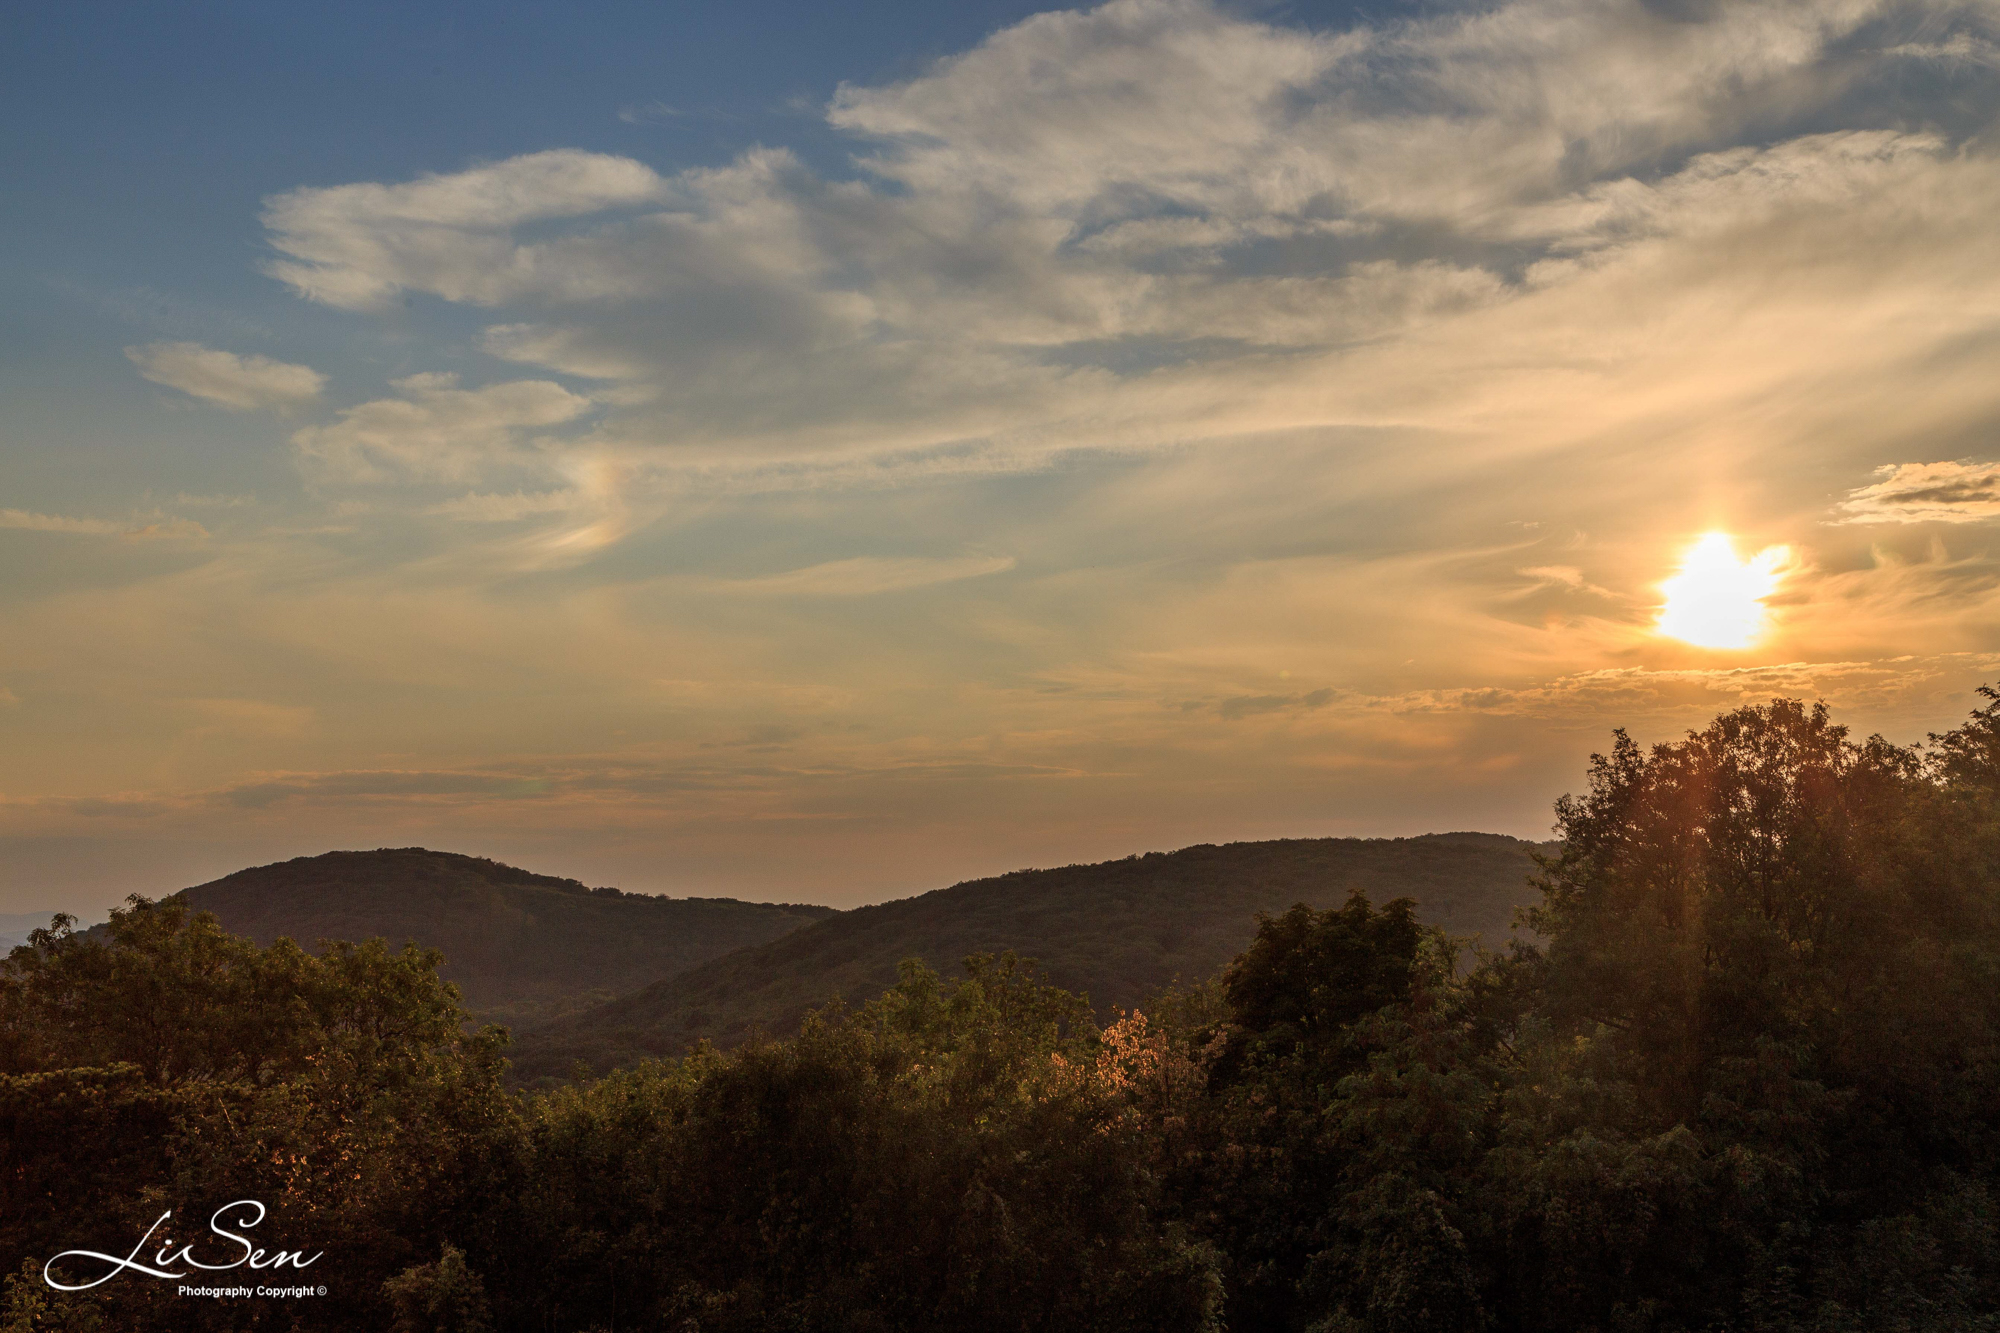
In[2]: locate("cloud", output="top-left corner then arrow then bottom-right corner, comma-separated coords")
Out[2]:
240,0 -> 2000,490
1883,32 -> 2000,63
0,510 -> 124,536
290,373 -> 594,484
122,518 -> 213,541
617,101 -> 685,124
424,490 -> 586,522
182,698 -> 315,738
1364,663 -> 1891,720
219,769 -> 560,809
828,0 -> 1899,229
262,150 -> 670,311
125,342 -> 326,411
1214,687 -> 1338,720
0,509 -> 208,540
1511,565 -> 1618,599
828,0 -> 1349,215
695,554 -> 1017,597
1836,461 -> 2000,523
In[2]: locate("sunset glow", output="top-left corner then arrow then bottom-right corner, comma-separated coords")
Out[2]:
1656,534 -> 1789,650
7,0 -> 2000,912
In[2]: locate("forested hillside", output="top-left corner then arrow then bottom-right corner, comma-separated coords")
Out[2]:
509,832 -> 1543,1080
172,848 -> 835,1027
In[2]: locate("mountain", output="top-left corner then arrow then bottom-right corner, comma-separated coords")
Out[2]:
170,848 -> 838,1027
509,832 -> 1545,1082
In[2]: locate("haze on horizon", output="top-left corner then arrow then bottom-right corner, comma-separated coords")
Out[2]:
8,0 -> 2000,916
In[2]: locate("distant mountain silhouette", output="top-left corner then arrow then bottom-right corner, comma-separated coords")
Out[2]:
172,848 -> 837,1028
509,833 -> 1545,1082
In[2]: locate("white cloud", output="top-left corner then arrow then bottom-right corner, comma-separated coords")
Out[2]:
1836,461 -> 2000,523
828,0 -> 1352,215
125,342 -> 325,412
829,0 -> 1904,231
244,0 -> 2000,486
290,374 -> 594,485
262,150 -> 669,311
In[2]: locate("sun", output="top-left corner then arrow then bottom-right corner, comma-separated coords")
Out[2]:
1655,532 -> 1789,649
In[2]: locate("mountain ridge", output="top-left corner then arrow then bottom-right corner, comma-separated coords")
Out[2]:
169,847 -> 837,1027
509,831 -> 1548,1081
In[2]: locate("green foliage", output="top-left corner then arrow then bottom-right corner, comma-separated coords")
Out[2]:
1480,695 -> 2000,1330
1217,893 -> 1428,1081
1,1259 -> 104,1333
483,955 -> 1224,1332
1166,893 -> 1478,1330
0,894 -> 517,1331
2,894 -> 472,1084
384,1244 -> 493,1333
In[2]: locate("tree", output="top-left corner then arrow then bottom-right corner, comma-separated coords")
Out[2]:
487,955 -> 1224,1333
384,1244 -> 493,1333
0,896 -> 518,1333
1489,695 -> 2000,1329
1179,893 -> 1446,1330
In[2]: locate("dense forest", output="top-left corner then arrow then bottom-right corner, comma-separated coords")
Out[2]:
7,690 -> 2000,1331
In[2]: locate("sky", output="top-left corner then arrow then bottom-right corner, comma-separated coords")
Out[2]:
9,0 -> 2000,916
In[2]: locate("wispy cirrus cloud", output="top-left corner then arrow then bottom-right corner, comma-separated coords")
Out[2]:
616,101 -> 686,125
222,769 -> 557,809
0,508 -> 208,540
171,492 -> 257,508
125,341 -> 326,412
423,489 -> 587,522
261,150 -> 670,311
290,373 -> 595,485
691,554 -> 1017,598
0,510 -> 128,536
